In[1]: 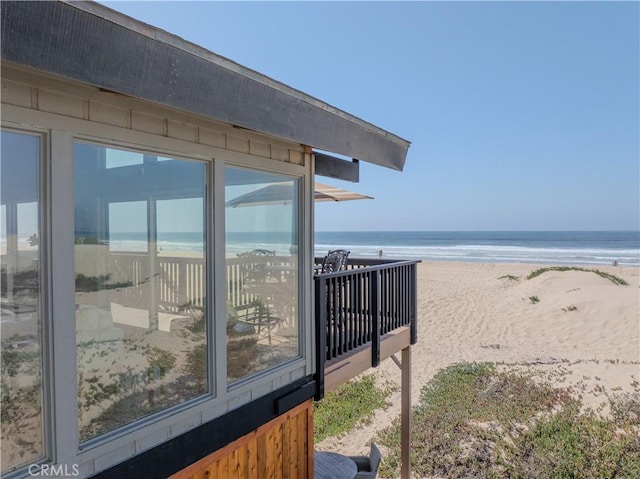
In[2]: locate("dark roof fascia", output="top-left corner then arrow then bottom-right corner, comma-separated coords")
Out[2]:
1,1 -> 410,171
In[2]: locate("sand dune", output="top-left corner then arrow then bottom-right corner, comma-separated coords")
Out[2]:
317,261 -> 640,458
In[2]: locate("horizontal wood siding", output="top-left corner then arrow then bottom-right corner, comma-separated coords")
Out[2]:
1,65 -> 306,166
169,400 -> 313,479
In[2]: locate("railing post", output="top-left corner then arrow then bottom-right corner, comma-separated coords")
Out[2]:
371,270 -> 381,368
314,277 -> 327,400
410,263 -> 418,345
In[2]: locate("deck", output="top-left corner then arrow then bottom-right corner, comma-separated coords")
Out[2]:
313,258 -> 419,399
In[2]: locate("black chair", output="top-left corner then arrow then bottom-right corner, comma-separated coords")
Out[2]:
237,249 -> 275,283
320,249 -> 350,274
233,298 -> 279,343
348,443 -> 382,478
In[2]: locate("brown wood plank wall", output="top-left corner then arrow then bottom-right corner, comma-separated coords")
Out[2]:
168,400 -> 314,479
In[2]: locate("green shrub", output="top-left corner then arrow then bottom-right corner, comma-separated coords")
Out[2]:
527,267 -> 628,285
314,375 -> 393,443
376,362 -> 640,478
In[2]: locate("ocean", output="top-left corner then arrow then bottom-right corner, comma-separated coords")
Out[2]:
315,231 -> 640,266
65,231 -> 640,267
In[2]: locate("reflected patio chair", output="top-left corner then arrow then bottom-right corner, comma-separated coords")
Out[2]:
319,249 -> 350,274
237,249 -> 276,283
348,443 -> 382,479
235,249 -> 279,343
233,298 -> 279,343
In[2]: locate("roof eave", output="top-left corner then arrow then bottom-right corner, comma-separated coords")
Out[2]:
1,0 -> 410,171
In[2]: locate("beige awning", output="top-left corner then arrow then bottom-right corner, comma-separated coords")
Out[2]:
313,182 -> 373,202
226,182 -> 373,208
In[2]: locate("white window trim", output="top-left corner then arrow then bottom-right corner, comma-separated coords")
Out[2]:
0,126 -> 53,477
1,104 -> 314,478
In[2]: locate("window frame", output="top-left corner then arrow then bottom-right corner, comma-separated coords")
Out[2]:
0,126 -> 51,476
1,104 -> 313,478
222,163 -> 307,390
72,139 -> 215,448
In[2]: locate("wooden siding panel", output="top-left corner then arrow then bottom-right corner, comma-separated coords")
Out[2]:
247,437 -> 258,478
257,431 -> 270,479
270,145 -> 289,162
2,65 -> 304,164
217,456 -> 230,477
273,424 -> 284,479
228,445 -> 243,478
306,403 -> 314,477
92,443 -> 136,474
1,79 -> 32,108
131,110 -> 165,135
38,88 -> 86,119
88,99 -> 130,127
168,400 -> 312,479
227,134 -> 250,154
288,149 -> 304,166
249,140 -> 271,158
134,426 -> 171,453
199,126 -> 227,148
170,412 -> 202,437
167,119 -> 199,142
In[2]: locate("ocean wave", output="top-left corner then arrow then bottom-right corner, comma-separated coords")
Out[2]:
315,243 -> 640,266
52,235 -> 640,266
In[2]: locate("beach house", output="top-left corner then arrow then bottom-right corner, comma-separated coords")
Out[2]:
1,2 -> 417,478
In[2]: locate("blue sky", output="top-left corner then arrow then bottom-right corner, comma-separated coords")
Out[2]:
102,1 -> 639,232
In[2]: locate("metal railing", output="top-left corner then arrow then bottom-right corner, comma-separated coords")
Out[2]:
313,258 -> 419,399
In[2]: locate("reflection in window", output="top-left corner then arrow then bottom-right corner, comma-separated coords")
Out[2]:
108,201 -> 147,252
1,130 -> 44,472
225,168 -> 300,383
74,143 -> 208,442
105,149 -> 143,169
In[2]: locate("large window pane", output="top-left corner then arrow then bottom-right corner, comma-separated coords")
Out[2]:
1,131 -> 45,472
74,144 -> 208,442
225,168 -> 300,383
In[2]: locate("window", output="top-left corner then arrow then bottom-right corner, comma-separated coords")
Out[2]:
0,111 -> 310,476
1,131 -> 45,473
225,167 -> 300,383
74,143 -> 208,442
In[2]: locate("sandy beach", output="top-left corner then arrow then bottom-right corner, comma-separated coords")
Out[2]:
317,261 -> 640,458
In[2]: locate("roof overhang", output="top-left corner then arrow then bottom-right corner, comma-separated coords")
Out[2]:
0,1 -> 410,172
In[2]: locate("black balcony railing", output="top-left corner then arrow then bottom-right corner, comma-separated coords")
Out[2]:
313,258 -> 419,399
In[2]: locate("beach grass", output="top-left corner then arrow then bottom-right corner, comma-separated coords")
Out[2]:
313,375 -> 393,443
375,362 -> 640,478
526,266 -> 629,286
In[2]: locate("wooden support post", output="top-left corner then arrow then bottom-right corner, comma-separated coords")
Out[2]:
401,346 -> 411,479
314,277 -> 327,400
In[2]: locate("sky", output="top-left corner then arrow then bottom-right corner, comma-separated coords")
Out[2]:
101,1 -> 639,232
